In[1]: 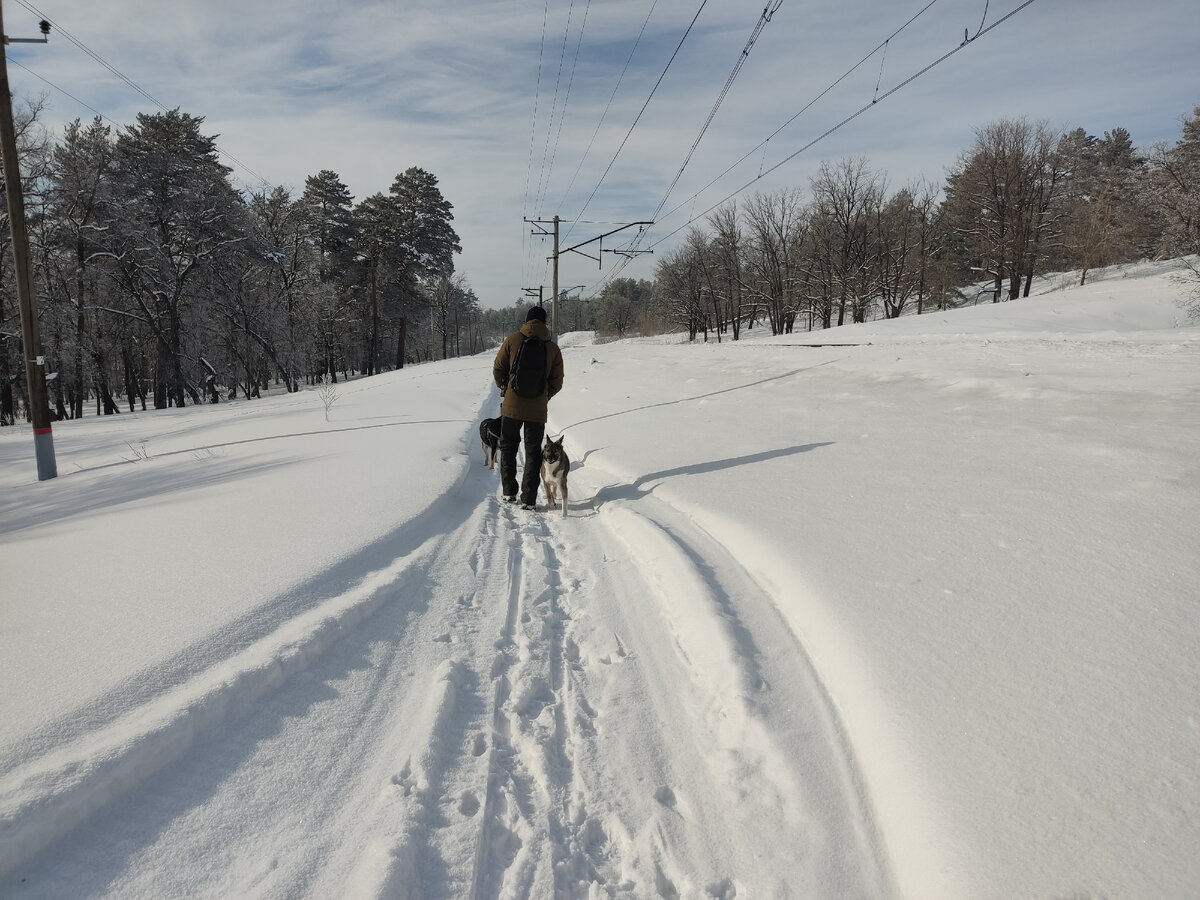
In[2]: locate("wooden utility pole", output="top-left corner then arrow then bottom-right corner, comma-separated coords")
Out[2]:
0,3 -> 55,479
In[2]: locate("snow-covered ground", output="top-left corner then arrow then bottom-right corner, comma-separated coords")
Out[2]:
2,260 -> 1198,899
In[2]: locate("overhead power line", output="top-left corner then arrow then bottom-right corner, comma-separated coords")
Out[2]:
565,0 -> 710,232
14,0 -> 166,110
647,0 -> 783,226
8,56 -> 107,122
591,0 -> 1041,297
11,0 -> 273,188
557,0 -> 662,239
530,0 -> 581,217
656,0 -> 943,232
523,0 -> 554,286
650,0 -> 1042,249
539,0 -> 594,218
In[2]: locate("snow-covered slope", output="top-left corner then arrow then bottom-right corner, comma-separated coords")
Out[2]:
2,260 -> 1197,898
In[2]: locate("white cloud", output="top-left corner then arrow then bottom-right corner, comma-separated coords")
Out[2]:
9,0 -> 1199,306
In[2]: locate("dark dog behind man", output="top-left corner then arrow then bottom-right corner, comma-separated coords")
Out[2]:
540,436 -> 570,516
480,416 -> 502,469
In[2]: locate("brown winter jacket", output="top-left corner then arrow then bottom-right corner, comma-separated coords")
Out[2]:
492,321 -> 564,423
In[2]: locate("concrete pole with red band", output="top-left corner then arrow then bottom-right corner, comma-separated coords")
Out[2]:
1,2 -> 56,480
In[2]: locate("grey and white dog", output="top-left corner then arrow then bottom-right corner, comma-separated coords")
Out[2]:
540,436 -> 570,517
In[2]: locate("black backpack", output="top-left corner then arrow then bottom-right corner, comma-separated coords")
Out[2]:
508,335 -> 548,399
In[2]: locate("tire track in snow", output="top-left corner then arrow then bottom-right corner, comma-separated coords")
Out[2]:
0,530 -> 441,881
464,497 -> 624,900
469,508 -> 573,898
340,483 -> 526,899
5,439 -> 894,898
553,487 -> 897,898
456,466 -> 896,898
2,462 -> 513,897
467,507 -> 526,899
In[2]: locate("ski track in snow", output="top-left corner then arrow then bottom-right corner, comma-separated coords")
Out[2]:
3,409 -> 892,899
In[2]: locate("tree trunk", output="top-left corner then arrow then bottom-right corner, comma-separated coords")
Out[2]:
72,306 -> 86,420
395,316 -> 407,369
122,347 -> 138,412
98,377 -> 120,415
154,340 -> 169,409
0,335 -> 13,425
368,263 -> 379,376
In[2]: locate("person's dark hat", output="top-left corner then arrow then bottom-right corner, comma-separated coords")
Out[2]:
526,306 -> 548,322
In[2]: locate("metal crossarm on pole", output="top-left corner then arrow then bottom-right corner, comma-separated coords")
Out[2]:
526,217 -> 654,339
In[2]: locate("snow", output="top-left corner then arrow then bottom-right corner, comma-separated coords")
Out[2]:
2,259 -> 1198,899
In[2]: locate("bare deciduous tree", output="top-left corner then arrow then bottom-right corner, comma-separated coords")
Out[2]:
809,157 -> 884,325
744,189 -> 807,335
945,118 -> 1067,301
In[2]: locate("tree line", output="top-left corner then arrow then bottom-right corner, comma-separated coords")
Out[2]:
592,108 -> 1199,340
3,105 -> 1197,423
0,106 -> 481,425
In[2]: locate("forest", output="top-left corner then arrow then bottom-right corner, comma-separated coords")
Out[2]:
603,108 -> 1200,341
1,102 -> 1197,424
0,106 -> 471,424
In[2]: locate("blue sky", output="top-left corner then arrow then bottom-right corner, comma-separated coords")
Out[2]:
6,0 -> 1198,308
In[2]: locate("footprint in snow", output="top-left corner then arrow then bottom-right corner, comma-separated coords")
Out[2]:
459,791 -> 480,817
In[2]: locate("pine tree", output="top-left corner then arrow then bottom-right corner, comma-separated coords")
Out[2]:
245,186 -> 309,392
300,170 -> 355,282
44,118 -> 119,416
389,167 -> 461,283
104,109 -> 245,408
300,171 -> 356,381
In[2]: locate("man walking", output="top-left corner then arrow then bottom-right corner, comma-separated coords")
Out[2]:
492,306 -> 564,508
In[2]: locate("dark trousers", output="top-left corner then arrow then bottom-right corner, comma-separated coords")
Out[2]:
499,416 -> 544,504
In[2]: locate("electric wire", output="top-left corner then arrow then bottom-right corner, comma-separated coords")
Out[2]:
646,1 -> 782,229
522,0 -> 553,287
8,57 -> 109,124
656,0 -> 1042,247
545,0 -> 593,219
525,0 -> 594,293
872,39 -> 889,102
654,0 -> 941,235
531,0 -> 579,218
13,0 -> 167,112
565,0 -> 710,236
9,0 -> 273,188
974,0 -> 991,38
529,0 -> 708,298
557,0 -> 661,242
594,0 -> 1041,295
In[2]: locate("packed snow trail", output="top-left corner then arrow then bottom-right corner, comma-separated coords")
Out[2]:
4,415 -> 893,898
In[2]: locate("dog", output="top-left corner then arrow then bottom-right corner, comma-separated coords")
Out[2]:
540,435 -> 570,517
480,416 -> 502,469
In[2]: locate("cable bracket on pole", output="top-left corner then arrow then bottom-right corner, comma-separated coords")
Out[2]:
559,221 -> 654,268
3,18 -> 50,44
